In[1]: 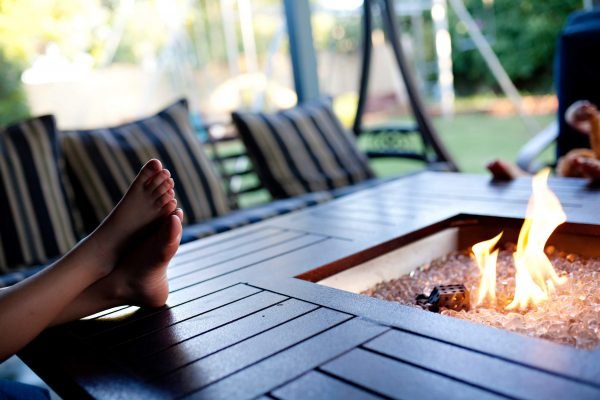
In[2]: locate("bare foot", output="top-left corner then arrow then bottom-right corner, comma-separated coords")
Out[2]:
104,209 -> 183,308
84,159 -> 176,266
47,209 -> 183,326
72,159 -> 177,277
486,159 -> 528,181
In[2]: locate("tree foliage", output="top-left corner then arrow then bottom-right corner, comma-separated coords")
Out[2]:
0,49 -> 28,127
450,0 -> 582,94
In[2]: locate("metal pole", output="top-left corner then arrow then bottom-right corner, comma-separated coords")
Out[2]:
380,0 -> 459,169
220,0 -> 240,77
447,0 -> 540,133
238,0 -> 258,73
353,0 -> 373,136
431,0 -> 455,117
283,0 -> 320,103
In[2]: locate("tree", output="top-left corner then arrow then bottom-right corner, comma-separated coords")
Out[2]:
450,0 -> 581,95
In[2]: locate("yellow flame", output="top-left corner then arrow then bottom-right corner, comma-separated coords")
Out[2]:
472,232 -> 502,306
506,168 -> 567,311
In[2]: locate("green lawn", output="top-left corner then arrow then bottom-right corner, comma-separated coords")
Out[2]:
434,113 -> 556,172
367,113 -> 556,177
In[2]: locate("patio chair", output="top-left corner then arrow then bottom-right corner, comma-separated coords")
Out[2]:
517,8 -> 600,172
354,0 -> 458,173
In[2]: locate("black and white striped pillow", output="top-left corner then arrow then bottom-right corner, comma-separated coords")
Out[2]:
0,115 -> 78,270
61,99 -> 229,234
232,99 -> 374,199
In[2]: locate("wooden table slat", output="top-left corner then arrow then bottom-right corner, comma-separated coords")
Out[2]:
316,201 -> 419,219
271,371 -> 383,400
320,348 -> 505,400
134,298 -> 318,379
153,308 -> 352,397
175,226 -> 282,256
113,290 -> 289,358
307,209 -> 398,227
282,215 -> 393,237
183,318 -> 388,400
89,284 -> 261,345
168,234 -> 328,291
365,329 -> 600,400
168,230 -> 305,278
172,227 -> 284,265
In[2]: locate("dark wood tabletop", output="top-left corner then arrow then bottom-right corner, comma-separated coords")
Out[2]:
19,172 -> 600,399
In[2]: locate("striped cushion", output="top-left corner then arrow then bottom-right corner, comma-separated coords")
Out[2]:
232,99 -> 374,198
61,99 -> 229,234
0,115 -> 77,270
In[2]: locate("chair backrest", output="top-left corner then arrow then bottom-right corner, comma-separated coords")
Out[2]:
556,8 -> 600,158
199,118 -> 446,210
200,121 -> 267,210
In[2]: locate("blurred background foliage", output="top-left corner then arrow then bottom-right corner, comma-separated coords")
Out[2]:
450,0 -> 581,95
0,0 -> 110,126
0,0 -> 585,127
0,49 -> 28,126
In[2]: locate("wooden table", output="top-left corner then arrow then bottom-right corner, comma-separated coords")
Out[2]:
20,172 -> 600,399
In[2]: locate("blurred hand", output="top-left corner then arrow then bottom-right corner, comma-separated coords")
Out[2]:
573,157 -> 600,181
486,159 -> 527,181
565,100 -> 598,135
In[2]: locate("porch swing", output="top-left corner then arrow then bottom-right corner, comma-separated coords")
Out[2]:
353,0 -> 459,172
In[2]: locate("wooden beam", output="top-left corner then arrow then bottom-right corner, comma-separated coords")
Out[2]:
283,0 -> 320,103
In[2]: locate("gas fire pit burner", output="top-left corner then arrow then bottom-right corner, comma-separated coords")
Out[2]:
416,284 -> 470,312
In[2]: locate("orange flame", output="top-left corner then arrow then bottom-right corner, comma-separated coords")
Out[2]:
471,168 -> 567,311
506,168 -> 567,311
472,232 -> 502,306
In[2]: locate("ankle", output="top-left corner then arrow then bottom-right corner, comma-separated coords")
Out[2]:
97,274 -> 133,306
71,236 -> 116,280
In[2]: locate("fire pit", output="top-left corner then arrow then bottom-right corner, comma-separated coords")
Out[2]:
314,171 -> 600,350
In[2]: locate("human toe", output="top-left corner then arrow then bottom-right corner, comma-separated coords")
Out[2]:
152,178 -> 174,196
139,159 -> 163,182
172,208 -> 184,222
162,198 -> 178,215
145,169 -> 171,192
155,189 -> 175,208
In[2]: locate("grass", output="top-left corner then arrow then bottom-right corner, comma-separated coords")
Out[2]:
366,112 -> 556,177
433,113 -> 556,173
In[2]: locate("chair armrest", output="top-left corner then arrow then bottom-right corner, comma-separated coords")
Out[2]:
516,120 -> 558,172
359,124 -> 419,136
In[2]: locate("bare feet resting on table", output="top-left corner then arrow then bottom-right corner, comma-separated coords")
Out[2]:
487,100 -> 600,181
0,159 -> 183,360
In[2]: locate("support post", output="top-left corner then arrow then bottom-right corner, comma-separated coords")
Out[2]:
283,0 -> 320,103
431,0 -> 455,117
379,0 -> 457,168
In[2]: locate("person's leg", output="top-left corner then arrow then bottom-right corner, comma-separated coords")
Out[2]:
49,209 -> 183,325
0,160 -> 176,360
